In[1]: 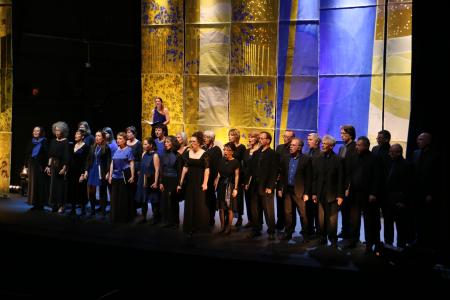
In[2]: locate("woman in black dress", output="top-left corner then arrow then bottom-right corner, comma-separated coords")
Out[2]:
78,121 -> 94,146
67,129 -> 89,215
228,128 -> 246,226
160,136 -> 182,228
46,121 -> 70,213
214,142 -> 240,235
177,131 -> 210,236
24,126 -> 48,210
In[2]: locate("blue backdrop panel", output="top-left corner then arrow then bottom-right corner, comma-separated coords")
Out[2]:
319,6 -> 376,75
318,76 -> 372,139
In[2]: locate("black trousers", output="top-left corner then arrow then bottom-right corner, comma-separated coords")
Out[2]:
284,186 -> 308,235
383,202 -> 410,247
318,200 -> 338,243
349,192 -> 381,246
276,191 -> 285,229
340,195 -> 351,238
306,198 -> 318,234
251,185 -> 275,234
161,176 -> 179,225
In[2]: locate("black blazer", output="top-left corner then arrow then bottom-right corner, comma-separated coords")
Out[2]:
385,157 -> 413,205
25,139 -> 49,170
312,151 -> 344,203
280,153 -> 312,198
346,150 -> 380,197
250,147 -> 279,196
85,144 -> 112,179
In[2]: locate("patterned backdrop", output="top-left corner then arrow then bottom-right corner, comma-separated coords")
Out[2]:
0,1 -> 12,193
141,0 -> 412,148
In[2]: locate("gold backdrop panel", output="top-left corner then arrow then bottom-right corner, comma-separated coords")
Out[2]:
230,76 -> 276,128
198,75 -> 229,126
0,69 -> 12,132
141,25 -> 184,74
141,0 -> 183,25
199,25 -> 230,75
231,0 -> 279,22
141,73 -> 183,138
0,132 -> 11,193
186,0 -> 231,24
185,25 -> 201,74
184,75 -> 200,124
230,23 -> 277,76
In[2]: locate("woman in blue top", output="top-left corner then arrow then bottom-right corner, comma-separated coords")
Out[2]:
108,132 -> 135,223
85,131 -> 111,216
135,137 -> 160,224
143,97 -> 170,138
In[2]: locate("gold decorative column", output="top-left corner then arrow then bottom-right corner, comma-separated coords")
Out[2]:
0,0 -> 12,194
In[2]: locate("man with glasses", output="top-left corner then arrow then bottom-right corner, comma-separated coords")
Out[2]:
275,130 -> 295,231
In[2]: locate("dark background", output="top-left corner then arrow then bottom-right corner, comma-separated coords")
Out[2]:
11,0 -> 141,184
9,0 -> 450,183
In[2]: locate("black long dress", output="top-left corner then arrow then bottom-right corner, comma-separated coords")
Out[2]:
48,138 -> 70,209
183,151 -> 210,234
25,138 -> 49,208
67,143 -> 89,209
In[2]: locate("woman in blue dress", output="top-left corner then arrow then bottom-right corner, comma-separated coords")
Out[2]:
108,132 -> 135,223
85,131 -> 111,216
135,137 -> 160,224
144,97 -> 170,138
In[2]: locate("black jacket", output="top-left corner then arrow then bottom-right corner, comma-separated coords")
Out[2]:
279,153 -> 312,198
312,151 -> 344,203
250,147 -> 279,196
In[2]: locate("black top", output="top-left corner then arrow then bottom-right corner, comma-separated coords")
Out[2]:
25,138 -> 48,169
48,139 -> 70,168
206,145 -> 222,184
233,144 -> 246,162
218,158 -> 240,184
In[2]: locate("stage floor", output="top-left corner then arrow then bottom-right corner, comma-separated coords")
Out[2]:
0,193 -> 449,296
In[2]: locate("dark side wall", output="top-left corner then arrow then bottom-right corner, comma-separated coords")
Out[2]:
11,0 -> 141,184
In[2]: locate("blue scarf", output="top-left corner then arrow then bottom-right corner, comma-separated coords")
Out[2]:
31,137 -> 45,158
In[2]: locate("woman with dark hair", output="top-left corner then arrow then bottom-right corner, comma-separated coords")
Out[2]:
178,131 -> 210,236
67,129 -> 89,215
108,132 -> 135,222
160,136 -> 182,228
135,137 -> 160,224
152,97 -> 170,126
126,126 -> 143,212
103,127 -> 118,156
46,121 -> 71,213
214,142 -> 240,235
24,126 -> 49,210
78,121 -> 94,146
85,131 -> 111,216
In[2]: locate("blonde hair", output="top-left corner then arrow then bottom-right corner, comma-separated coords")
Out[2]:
228,128 -> 241,142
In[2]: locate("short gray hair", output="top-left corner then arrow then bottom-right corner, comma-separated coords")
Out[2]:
204,130 -> 215,141
322,134 -> 336,147
52,121 -> 69,138
176,132 -> 188,147
308,133 -> 321,144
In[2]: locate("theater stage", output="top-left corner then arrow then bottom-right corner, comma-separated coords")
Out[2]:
0,194 -> 448,298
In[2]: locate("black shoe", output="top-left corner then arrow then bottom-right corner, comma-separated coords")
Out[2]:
243,222 -> 253,228
235,218 -> 243,227
268,233 -> 276,241
225,226 -> 232,235
246,231 -> 261,239
281,233 -> 292,241
337,231 -> 343,238
150,219 -> 160,225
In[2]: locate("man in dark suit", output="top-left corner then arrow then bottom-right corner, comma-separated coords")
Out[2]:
412,132 -> 442,248
278,138 -> 312,241
312,135 -> 344,246
248,131 -> 278,240
338,125 -> 357,240
275,130 -> 295,231
385,144 -> 413,248
372,130 -> 392,244
346,136 -> 381,253
306,133 -> 321,236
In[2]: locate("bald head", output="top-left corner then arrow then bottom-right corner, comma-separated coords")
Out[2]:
417,132 -> 432,150
389,144 -> 403,160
